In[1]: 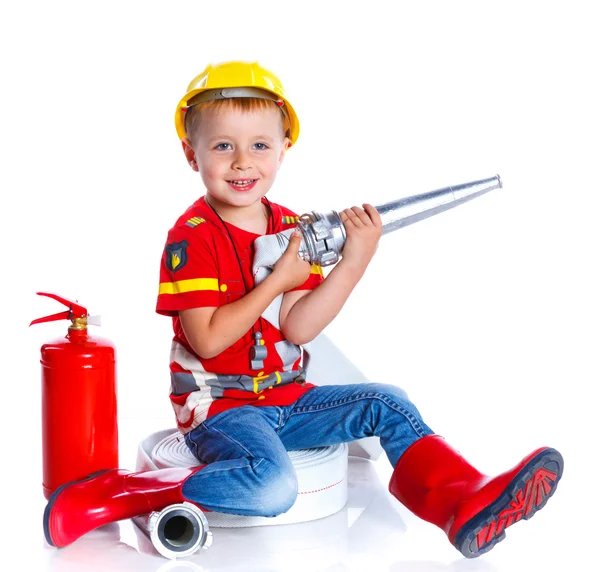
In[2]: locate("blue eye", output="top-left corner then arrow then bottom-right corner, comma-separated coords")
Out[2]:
253,142 -> 268,150
215,143 -> 231,150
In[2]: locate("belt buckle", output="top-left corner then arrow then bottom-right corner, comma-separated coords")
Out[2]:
293,367 -> 306,386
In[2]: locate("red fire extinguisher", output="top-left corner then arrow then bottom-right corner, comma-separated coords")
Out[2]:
30,292 -> 118,500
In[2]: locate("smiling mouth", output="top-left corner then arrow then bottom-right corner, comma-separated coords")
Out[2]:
227,179 -> 258,188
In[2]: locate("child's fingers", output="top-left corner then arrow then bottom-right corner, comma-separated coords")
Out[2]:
286,229 -> 303,252
362,203 -> 382,227
351,206 -> 372,226
339,210 -> 351,229
340,208 -> 361,228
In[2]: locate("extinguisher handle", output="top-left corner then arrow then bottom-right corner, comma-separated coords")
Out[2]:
30,292 -> 88,326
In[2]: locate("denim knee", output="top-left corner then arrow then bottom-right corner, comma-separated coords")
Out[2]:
363,382 -> 410,403
251,458 -> 298,517
359,382 -> 430,433
255,459 -> 298,516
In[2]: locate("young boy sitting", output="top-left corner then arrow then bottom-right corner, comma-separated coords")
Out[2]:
43,61 -> 563,559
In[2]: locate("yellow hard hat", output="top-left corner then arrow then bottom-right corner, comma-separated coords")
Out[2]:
175,61 -> 300,147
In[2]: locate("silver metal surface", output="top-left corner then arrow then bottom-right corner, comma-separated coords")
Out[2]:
377,174 -> 502,235
132,502 -> 213,560
295,174 -> 502,266
297,210 -> 346,267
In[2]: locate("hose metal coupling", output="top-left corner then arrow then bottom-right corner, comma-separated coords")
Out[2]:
297,211 -> 347,267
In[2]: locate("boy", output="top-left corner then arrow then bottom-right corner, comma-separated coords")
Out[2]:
43,61 -> 563,559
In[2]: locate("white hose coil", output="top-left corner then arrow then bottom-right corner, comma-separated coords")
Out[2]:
136,429 -> 349,528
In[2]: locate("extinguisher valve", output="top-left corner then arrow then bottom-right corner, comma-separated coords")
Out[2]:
29,292 -> 99,330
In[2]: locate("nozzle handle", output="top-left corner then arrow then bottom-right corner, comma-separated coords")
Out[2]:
30,292 -> 88,326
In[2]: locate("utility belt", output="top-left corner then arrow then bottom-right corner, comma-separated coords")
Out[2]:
207,368 -> 306,396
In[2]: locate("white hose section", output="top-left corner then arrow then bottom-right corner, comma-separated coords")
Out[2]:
252,228 -> 295,330
136,430 -> 349,529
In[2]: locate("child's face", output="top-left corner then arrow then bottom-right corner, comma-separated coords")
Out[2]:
184,105 -> 288,211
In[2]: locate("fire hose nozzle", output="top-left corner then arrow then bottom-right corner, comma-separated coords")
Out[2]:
295,174 -> 502,267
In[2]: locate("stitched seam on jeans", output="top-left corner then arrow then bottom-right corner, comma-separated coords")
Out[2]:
184,434 -> 200,460
198,457 -> 265,476
205,424 -> 257,458
201,406 -> 248,429
289,393 -> 428,438
290,391 -> 376,412
276,406 -> 285,434
185,428 -> 206,460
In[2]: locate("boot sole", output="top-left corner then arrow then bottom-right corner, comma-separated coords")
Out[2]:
453,448 -> 564,558
43,470 -> 112,547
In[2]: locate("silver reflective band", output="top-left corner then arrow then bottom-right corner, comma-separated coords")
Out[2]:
186,87 -> 291,132
188,87 -> 279,104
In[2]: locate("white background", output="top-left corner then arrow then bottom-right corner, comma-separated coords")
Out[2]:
1,1 -> 598,570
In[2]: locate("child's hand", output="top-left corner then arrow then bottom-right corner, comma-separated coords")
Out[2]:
271,229 -> 312,292
339,204 -> 382,271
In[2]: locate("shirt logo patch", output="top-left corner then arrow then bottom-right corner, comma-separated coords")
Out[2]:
165,240 -> 188,272
186,216 -> 206,228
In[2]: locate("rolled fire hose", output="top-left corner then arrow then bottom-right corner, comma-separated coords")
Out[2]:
133,429 -> 349,559
253,175 -> 502,330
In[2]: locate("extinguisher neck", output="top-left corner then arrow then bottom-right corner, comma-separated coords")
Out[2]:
69,317 -> 88,332
66,329 -> 88,342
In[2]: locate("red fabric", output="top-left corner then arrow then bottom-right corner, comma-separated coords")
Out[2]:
207,382 -> 316,418
156,196 -> 323,422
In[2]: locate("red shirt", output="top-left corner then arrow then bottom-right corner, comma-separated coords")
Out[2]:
156,197 -> 323,432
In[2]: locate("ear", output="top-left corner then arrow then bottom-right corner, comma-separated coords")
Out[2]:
181,138 -> 199,172
277,137 -> 290,169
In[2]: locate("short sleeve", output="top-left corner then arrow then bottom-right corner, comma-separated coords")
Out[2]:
288,264 -> 324,292
156,226 -> 221,316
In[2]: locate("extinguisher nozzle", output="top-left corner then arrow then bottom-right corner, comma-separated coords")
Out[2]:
87,315 -> 102,327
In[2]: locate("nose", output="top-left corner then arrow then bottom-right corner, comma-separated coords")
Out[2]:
232,149 -> 252,171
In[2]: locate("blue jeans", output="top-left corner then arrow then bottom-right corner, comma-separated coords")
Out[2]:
182,382 -> 434,516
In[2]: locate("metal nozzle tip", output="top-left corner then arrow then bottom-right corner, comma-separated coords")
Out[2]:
496,174 -> 503,188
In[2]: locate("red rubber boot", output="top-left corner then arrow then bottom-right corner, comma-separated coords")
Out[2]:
44,466 -> 205,548
389,435 -> 563,558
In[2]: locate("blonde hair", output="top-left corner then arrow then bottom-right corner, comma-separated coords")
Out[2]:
185,98 -> 288,142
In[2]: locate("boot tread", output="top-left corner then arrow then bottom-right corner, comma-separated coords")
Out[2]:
453,448 -> 563,558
